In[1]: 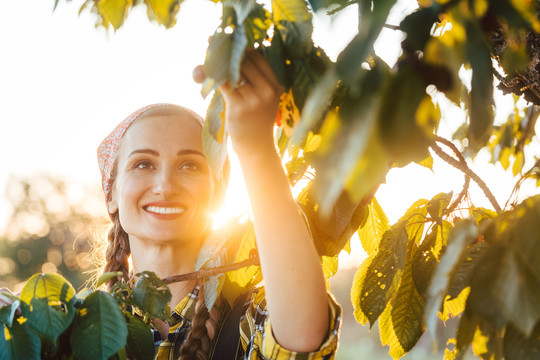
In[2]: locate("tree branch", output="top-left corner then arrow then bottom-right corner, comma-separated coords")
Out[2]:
162,255 -> 260,285
431,136 -> 502,214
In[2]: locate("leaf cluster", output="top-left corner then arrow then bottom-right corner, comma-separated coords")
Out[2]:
0,271 -> 172,360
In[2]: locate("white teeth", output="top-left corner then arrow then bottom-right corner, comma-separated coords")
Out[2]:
146,206 -> 185,215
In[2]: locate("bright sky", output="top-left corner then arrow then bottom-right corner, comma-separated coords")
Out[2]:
0,0 -> 538,266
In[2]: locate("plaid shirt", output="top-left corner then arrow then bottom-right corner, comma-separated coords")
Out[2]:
154,286 -> 341,360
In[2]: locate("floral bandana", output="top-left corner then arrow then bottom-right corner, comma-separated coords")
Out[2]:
97,103 -> 204,208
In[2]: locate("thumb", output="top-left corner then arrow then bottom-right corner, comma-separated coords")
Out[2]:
192,65 -> 207,84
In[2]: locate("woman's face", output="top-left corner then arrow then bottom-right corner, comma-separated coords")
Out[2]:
108,111 -> 213,246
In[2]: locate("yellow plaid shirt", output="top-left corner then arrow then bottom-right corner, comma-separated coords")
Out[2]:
154,286 -> 341,360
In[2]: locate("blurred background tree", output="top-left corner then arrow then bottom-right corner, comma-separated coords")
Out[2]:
0,174 -> 108,291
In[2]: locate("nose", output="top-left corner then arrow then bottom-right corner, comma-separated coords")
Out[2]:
152,167 -> 180,197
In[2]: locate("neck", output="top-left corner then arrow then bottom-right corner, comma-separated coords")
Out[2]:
130,237 -> 201,307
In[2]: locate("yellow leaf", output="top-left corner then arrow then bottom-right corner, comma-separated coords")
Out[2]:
97,0 -> 132,30
276,90 -> 300,136
350,257 -> 372,326
146,0 -> 180,28
20,273 -> 75,305
439,15 -> 466,47
500,147 -> 512,170
510,0 -> 540,32
271,0 -> 311,23
439,287 -> 470,322
512,151 -> 524,176
415,96 -> 440,137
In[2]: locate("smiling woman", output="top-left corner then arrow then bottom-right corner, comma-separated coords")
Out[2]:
94,49 -> 341,358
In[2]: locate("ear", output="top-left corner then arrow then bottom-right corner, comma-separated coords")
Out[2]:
107,188 -> 119,214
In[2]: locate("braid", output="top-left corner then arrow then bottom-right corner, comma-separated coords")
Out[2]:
179,280 -> 223,360
103,212 -> 131,289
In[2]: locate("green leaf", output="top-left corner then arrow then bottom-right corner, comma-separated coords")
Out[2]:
378,66 -> 432,166
335,0 -> 397,89
504,322 -> 540,360
243,3 -> 271,45
0,300 -> 20,328
267,27 -> 290,89
125,314 -> 154,360
145,0 -> 180,28
399,198 -> 429,246
357,197 -> 390,256
465,20 -> 494,150
291,47 -> 330,111
471,320 -> 503,360
411,227 -> 439,298
310,60 -> 389,211
291,69 -> 339,147
297,181 -> 370,256
467,245 -> 508,330
427,192 -> 453,220
495,252 -> 540,336
0,321 -> 41,360
70,291 -> 128,360
24,296 -> 75,342
96,271 -> 123,289
202,91 -> 228,183
132,271 -> 172,320
225,0 -> 257,24
446,242 -> 487,300
222,222 -> 263,305
276,20 -> 313,59
271,0 -> 313,58
511,195 -> 540,281
425,220 -> 477,338
285,156 -> 307,184
203,25 -> 248,91
96,0 -> 131,30
357,223 -> 409,327
400,4 -> 441,52
455,311 -> 480,356
379,261 -> 425,359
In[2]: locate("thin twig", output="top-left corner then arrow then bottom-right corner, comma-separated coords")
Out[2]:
326,0 -> 356,16
431,136 -> 502,214
162,256 -> 260,285
383,24 -> 401,31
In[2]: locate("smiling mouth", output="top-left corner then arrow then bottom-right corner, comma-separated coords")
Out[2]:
144,206 -> 185,215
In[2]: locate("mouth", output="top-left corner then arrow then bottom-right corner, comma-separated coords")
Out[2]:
143,202 -> 186,218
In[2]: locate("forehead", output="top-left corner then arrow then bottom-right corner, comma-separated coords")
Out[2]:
119,111 -> 204,155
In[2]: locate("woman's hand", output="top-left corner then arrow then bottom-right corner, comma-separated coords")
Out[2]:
0,288 -> 21,316
193,50 -> 283,156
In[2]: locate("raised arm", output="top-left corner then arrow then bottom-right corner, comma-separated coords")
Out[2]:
218,51 -> 328,352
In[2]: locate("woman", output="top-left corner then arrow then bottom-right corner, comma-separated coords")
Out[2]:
102,50 -> 341,359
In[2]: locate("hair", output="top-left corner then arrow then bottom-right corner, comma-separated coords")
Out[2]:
100,110 -> 226,359
178,280 -> 224,360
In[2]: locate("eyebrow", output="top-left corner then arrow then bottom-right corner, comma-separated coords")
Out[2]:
128,149 -> 205,158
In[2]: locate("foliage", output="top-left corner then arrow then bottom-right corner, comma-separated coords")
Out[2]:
1,271 -> 169,359
19,0 -> 540,358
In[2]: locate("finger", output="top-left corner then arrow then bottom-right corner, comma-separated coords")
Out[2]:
192,65 -> 207,84
244,50 -> 282,91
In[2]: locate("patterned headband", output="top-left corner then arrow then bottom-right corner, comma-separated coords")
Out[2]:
97,103 -> 204,207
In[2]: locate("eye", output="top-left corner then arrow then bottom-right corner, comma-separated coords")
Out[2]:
134,160 -> 153,170
180,161 -> 199,171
